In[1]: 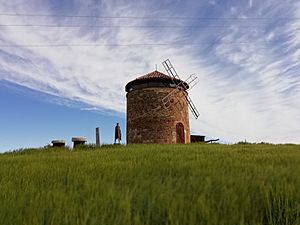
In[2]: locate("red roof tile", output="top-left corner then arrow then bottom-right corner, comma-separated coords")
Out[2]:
135,70 -> 171,80
125,70 -> 188,92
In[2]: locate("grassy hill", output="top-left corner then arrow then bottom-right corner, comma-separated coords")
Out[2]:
0,143 -> 299,225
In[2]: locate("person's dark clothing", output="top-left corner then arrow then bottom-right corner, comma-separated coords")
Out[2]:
115,124 -> 121,143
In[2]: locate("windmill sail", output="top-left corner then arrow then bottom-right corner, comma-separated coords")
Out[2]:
162,59 -> 200,119
162,59 -> 181,82
162,88 -> 184,111
184,74 -> 199,90
185,94 -> 200,119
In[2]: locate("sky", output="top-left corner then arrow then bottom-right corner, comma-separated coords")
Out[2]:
0,0 -> 299,151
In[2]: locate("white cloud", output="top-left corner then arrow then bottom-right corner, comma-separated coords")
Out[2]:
249,0 -> 253,8
0,0 -> 299,144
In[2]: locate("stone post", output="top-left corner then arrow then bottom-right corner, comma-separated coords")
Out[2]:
96,127 -> 100,147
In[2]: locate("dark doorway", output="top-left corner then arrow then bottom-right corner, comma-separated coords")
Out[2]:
176,123 -> 185,143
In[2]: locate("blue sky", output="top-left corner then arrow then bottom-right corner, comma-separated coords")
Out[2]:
0,0 -> 299,151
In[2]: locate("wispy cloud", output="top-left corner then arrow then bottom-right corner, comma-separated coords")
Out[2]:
0,0 -> 299,143
249,0 -> 253,8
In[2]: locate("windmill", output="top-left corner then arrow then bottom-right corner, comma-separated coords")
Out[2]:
125,59 -> 200,143
162,59 -> 200,119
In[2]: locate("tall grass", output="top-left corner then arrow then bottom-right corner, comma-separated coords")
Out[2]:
0,144 -> 299,225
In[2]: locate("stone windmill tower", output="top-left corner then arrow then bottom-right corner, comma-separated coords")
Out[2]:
125,59 -> 199,144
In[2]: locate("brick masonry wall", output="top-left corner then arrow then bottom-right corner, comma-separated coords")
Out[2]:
126,87 -> 190,144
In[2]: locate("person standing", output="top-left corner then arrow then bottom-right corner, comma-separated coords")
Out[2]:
114,123 -> 122,144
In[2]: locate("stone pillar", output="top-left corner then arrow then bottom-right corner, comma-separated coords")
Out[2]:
96,127 -> 100,147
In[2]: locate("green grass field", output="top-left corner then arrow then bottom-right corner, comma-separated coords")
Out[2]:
0,144 -> 299,225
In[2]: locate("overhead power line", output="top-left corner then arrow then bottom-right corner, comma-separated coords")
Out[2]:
0,42 -> 274,48
0,24 -> 273,28
0,13 -> 298,20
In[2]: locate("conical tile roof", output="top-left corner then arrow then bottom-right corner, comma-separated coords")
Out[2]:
125,70 -> 188,92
